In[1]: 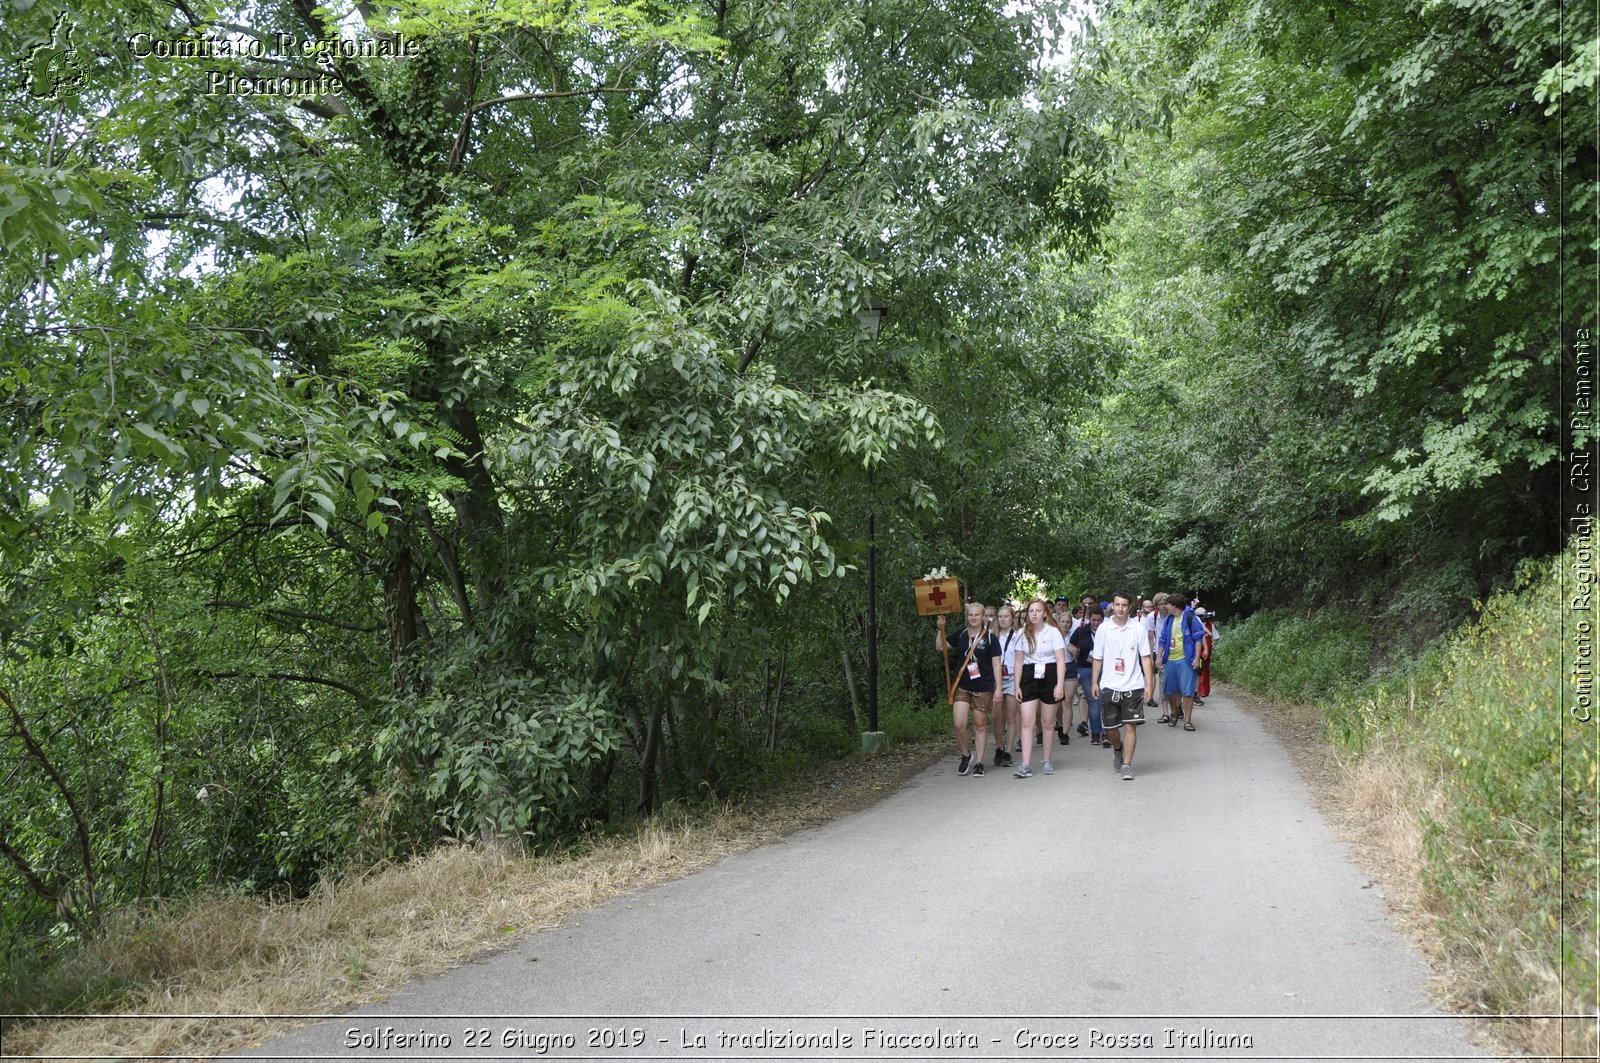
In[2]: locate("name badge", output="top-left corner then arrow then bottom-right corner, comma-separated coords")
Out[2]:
1114,657 -> 1125,674
966,659 -> 981,679
1033,662 -> 1046,679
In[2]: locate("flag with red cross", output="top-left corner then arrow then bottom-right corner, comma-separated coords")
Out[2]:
913,576 -> 961,616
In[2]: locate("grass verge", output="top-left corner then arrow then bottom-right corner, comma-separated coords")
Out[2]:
1216,550 -> 1597,1061
4,736 -> 947,1062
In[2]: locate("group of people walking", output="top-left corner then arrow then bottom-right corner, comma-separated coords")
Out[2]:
934,591 -> 1218,781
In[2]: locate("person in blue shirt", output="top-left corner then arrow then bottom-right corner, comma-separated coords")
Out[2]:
1156,594 -> 1209,729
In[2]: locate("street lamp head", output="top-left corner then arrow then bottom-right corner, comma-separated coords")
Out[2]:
856,300 -> 888,338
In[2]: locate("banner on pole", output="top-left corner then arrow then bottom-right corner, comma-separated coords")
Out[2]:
913,576 -> 961,616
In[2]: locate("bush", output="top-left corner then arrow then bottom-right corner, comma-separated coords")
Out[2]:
1210,609 -> 1372,705
879,690 -> 948,744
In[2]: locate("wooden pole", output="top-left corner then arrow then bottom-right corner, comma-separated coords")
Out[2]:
946,577 -> 965,704
941,630 -> 952,705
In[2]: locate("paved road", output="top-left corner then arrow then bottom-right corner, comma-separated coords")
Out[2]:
248,690 -> 1490,1062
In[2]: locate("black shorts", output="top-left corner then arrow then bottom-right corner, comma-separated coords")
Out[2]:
1018,664 -> 1060,704
1102,687 -> 1146,727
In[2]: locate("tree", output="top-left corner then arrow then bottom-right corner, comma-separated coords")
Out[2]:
1,0 -> 1106,950
1074,0 -> 1592,615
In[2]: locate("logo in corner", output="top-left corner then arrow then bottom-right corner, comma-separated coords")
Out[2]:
25,13 -> 88,100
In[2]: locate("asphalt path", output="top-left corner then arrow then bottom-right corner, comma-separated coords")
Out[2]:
247,689 -> 1490,1063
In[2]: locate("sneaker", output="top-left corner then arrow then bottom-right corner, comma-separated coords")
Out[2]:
1076,722 -> 1089,737
1145,698 -> 1157,708
958,754 -> 972,776
1041,760 -> 1055,775
1121,762 -> 1135,781
972,762 -> 986,777
1112,748 -> 1123,771
995,749 -> 1013,767
1014,740 -> 1022,753
1193,697 -> 1206,706
1102,738 -> 1113,748
1013,763 -> 1034,779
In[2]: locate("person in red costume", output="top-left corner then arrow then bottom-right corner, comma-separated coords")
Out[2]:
1195,606 -> 1217,701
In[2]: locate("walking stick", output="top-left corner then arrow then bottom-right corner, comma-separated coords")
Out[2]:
941,635 -> 951,705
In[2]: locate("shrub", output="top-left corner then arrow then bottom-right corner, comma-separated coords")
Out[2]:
1211,609 -> 1372,705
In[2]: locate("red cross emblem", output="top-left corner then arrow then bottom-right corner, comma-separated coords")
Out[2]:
915,576 -> 960,616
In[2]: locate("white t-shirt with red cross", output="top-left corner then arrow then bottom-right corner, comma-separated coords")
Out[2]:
1015,622 -> 1067,675
1092,616 -> 1150,692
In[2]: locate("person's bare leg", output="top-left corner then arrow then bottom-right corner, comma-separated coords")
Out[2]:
1019,701 -> 1037,768
952,700 -> 971,756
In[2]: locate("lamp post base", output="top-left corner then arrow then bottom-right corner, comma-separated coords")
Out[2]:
860,731 -> 888,754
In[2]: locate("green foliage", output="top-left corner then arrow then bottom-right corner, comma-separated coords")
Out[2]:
1209,609 -> 1373,707
375,636 -> 619,843
1075,0 -> 1589,609
1,0 -> 1107,983
878,695 -> 948,745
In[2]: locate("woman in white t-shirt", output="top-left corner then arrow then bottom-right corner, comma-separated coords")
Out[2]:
1011,598 -> 1067,778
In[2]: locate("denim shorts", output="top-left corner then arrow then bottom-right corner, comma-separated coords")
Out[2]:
1163,657 -> 1198,698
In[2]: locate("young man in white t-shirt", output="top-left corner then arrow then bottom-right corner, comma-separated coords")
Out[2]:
1092,591 -> 1154,781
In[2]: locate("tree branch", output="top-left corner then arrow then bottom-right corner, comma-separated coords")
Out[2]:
420,508 -> 475,630
197,671 -> 372,704
1,686 -> 99,923
447,36 -> 484,176
468,85 -> 646,116
737,321 -> 773,375
206,600 -> 381,633
293,95 -> 354,121
0,831 -> 84,933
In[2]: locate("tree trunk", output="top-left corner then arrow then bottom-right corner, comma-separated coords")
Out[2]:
765,642 -> 788,752
839,623 -> 862,729
383,528 -> 421,694
636,701 -> 664,817
438,400 -> 507,611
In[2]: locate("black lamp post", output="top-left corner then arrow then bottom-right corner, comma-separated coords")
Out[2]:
856,301 -> 887,746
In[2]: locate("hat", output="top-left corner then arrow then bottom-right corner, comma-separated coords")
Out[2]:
1053,595 -> 1070,604
1195,607 -> 1208,617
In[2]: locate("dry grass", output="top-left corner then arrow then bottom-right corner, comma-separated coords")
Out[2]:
4,737 -> 946,1062
1226,683 -> 1592,1062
